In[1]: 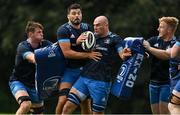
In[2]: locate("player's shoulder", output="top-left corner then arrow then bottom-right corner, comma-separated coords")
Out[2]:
148,36 -> 159,44
57,23 -> 69,32
41,39 -> 53,46
109,32 -> 122,40
16,40 -> 30,51
18,40 -> 28,48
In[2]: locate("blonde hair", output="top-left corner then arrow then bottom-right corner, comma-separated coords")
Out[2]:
159,17 -> 179,31
25,21 -> 44,34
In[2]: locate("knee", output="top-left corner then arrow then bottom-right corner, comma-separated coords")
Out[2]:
58,96 -> 68,106
63,101 -> 71,113
62,101 -> 77,114
20,101 -> 32,111
17,96 -> 32,110
168,102 -> 180,114
58,88 -> 70,104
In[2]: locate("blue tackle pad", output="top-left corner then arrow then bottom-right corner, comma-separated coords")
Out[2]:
35,43 -> 66,100
111,37 -> 145,99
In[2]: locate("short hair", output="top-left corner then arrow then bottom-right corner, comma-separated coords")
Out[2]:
159,17 -> 179,31
25,21 -> 44,34
67,3 -> 82,14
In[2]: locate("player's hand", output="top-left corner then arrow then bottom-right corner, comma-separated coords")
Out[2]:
76,33 -> 87,45
120,48 -> 132,60
143,40 -> 151,50
88,51 -> 102,61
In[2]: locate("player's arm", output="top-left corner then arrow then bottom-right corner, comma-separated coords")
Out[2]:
143,40 -> 170,60
58,41 -> 102,61
18,43 -> 36,64
23,52 -> 36,64
76,32 -> 87,45
115,36 -> 132,60
57,27 -> 101,61
119,48 -> 132,60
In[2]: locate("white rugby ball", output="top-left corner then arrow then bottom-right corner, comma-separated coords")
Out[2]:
81,31 -> 96,51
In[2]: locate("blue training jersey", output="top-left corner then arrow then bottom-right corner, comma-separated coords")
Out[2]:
148,36 -> 176,84
9,40 -> 52,88
81,32 -> 123,82
57,22 -> 91,68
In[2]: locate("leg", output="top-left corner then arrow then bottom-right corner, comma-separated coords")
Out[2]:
168,102 -> 180,114
28,90 -> 44,114
149,84 -> 160,114
56,82 -> 71,114
88,79 -> 111,114
63,100 -> 78,114
56,68 -> 81,114
80,98 -> 92,114
15,91 -> 32,114
62,87 -> 84,114
56,96 -> 67,114
159,84 -> 170,114
62,77 -> 89,114
169,90 -> 180,114
159,101 -> 169,114
9,81 -> 32,114
150,104 -> 159,114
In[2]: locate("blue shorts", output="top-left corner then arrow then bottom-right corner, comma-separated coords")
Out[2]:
149,84 -> 170,104
174,80 -> 180,92
61,67 -> 82,85
9,80 -> 43,104
171,73 -> 180,91
73,76 -> 112,112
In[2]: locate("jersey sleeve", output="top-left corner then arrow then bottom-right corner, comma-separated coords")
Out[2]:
17,42 -> 33,60
57,26 -> 70,43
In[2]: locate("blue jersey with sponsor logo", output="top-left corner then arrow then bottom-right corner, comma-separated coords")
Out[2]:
57,23 -> 91,68
81,32 -> 123,82
9,40 -> 52,88
148,36 -> 176,84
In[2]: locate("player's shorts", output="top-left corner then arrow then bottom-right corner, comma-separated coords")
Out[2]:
72,76 -> 111,111
174,80 -> 180,93
171,72 -> 180,90
9,80 -> 43,104
61,67 -> 82,85
149,83 -> 170,104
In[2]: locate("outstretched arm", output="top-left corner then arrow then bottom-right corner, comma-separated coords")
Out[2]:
143,40 -> 170,60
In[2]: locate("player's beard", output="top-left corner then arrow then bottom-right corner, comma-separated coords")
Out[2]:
71,18 -> 81,25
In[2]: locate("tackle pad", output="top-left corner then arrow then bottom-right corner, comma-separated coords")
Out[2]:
35,43 -> 65,99
111,37 -> 145,99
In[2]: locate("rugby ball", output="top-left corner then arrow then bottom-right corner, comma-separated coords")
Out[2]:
81,31 -> 96,51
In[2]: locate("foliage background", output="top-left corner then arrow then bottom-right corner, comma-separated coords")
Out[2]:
0,0 -> 180,113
